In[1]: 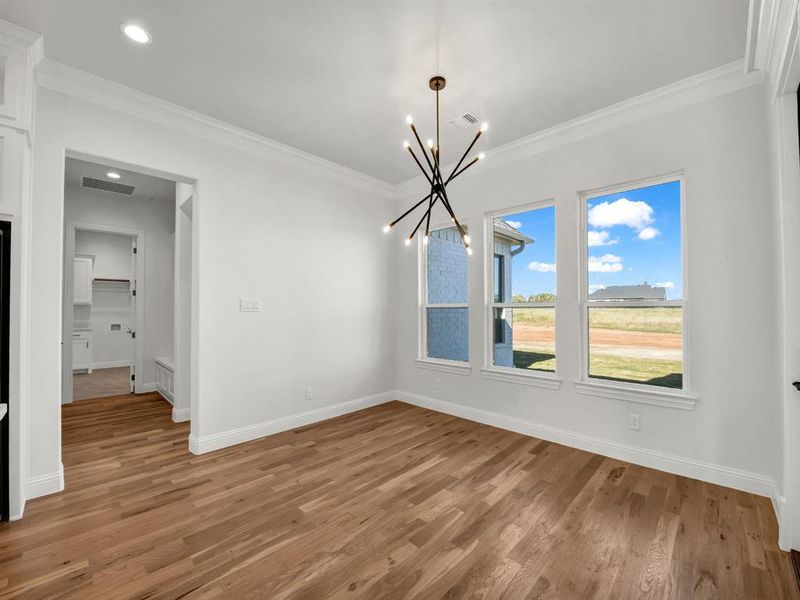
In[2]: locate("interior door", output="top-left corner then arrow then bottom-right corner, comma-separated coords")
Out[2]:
0,222 -> 11,521
129,237 -> 137,393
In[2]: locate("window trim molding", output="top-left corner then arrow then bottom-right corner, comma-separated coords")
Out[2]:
577,171 -> 693,400
418,220 -> 471,367
484,199 -> 558,374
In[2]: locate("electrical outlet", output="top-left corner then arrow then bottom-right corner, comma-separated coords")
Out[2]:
239,298 -> 262,312
628,413 -> 641,431
305,387 -> 313,401
434,378 -> 441,390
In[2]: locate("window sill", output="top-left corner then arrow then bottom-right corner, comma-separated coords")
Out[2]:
574,379 -> 697,410
415,358 -> 472,376
480,367 -> 562,390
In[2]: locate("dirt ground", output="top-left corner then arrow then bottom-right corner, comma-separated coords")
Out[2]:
514,323 -> 682,360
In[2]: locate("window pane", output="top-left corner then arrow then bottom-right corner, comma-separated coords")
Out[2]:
493,206 -> 556,304
588,307 -> 682,389
493,307 -> 555,372
427,226 -> 468,304
586,180 -> 681,301
427,307 -> 468,362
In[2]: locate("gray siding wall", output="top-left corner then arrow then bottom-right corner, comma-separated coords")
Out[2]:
493,239 -> 514,367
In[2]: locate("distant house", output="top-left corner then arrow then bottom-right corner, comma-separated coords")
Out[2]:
589,283 -> 667,301
426,219 -> 533,366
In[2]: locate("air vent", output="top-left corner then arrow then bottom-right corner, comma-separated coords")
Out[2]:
82,177 -> 135,195
447,111 -> 481,131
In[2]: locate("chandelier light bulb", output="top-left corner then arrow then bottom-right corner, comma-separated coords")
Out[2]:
406,115 -> 413,125
463,234 -> 472,245
478,152 -> 486,161
403,141 -> 410,149
404,238 -> 412,246
466,247 -> 474,256
480,122 -> 489,133
423,235 -> 429,246
383,224 -> 391,233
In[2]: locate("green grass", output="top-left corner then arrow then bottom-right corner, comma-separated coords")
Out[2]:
510,306 -> 681,335
589,353 -> 683,388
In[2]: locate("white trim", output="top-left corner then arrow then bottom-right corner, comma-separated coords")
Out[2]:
188,391 -> 395,454
25,463 -> 64,499
397,391 -> 778,501
396,60 -> 764,198
415,358 -> 472,376
91,360 -> 130,370
480,368 -> 562,390
578,172 -> 691,397
172,407 -> 190,423
574,380 -> 697,411
137,382 -> 158,394
35,60 -> 396,200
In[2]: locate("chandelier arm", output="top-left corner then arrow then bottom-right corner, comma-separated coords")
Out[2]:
409,195 -> 438,240
434,184 -> 468,245
407,147 -> 434,185
447,157 -> 480,183
390,191 -> 434,228
445,130 -> 483,184
410,124 -> 436,175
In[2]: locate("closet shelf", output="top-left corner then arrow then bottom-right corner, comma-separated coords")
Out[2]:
93,277 -> 131,283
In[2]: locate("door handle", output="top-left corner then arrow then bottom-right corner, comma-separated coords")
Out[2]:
793,381 -> 800,391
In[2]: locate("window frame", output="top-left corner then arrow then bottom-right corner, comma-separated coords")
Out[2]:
577,172 -> 696,408
417,220 -> 472,375
482,200 -> 561,389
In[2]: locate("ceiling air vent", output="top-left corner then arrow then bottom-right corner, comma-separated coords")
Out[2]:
82,177 -> 135,195
447,111 -> 481,132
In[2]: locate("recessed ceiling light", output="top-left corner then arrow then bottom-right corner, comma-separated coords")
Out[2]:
121,23 -> 151,44
107,172 -> 121,179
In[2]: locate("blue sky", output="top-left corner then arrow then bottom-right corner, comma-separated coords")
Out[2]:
503,180 -> 682,300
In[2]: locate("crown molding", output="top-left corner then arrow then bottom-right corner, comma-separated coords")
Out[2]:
396,59 -> 764,198
747,0 -> 800,100
35,59 -> 397,199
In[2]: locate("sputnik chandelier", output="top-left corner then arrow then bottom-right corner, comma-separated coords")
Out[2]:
383,75 -> 487,255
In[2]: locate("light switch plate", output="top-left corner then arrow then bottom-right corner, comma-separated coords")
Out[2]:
240,298 -> 262,312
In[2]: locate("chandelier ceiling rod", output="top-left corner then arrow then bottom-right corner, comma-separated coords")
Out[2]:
383,75 -> 488,257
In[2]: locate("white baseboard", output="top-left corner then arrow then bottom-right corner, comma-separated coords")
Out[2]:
25,463 -> 64,500
172,406 -> 190,423
91,360 -> 130,369
397,391 -> 780,503
188,391 -> 395,455
137,382 -> 157,393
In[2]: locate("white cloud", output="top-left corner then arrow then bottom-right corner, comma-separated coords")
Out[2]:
588,284 -> 607,293
638,227 -> 660,240
505,220 -> 522,229
587,230 -> 618,247
655,281 -> 675,289
588,254 -> 623,273
528,261 -> 556,273
588,198 -> 653,232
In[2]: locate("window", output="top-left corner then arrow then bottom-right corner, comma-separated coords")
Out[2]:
487,205 -> 556,372
582,177 -> 684,390
422,225 -> 469,363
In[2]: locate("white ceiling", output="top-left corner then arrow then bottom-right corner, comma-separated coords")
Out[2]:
3,1 -> 748,184
65,157 -> 175,203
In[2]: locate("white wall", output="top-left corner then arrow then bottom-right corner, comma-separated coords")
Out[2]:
394,81 -> 784,496
66,187 -> 175,383
27,86 -> 395,490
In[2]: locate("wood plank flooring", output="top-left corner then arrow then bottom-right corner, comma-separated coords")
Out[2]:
0,393 -> 797,599
72,366 -> 130,401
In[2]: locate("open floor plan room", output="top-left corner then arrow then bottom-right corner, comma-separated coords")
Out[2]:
1,0 -> 800,597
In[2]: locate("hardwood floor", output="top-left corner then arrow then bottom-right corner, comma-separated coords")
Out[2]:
0,394 -> 797,599
72,366 -> 130,401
